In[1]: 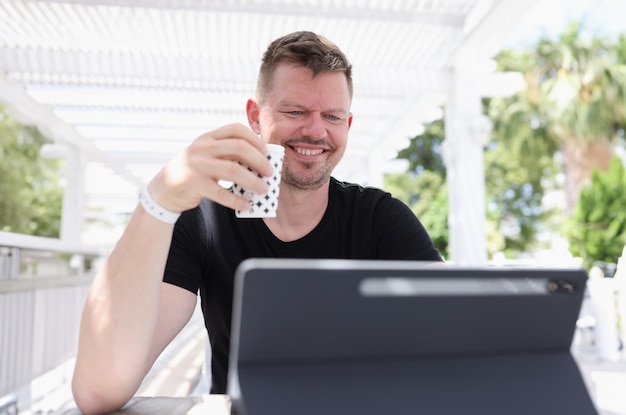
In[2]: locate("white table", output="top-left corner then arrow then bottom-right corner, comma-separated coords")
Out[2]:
57,395 -> 230,415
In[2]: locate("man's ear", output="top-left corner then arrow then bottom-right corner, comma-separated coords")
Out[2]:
246,99 -> 260,134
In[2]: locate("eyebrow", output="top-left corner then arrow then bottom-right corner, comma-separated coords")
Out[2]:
275,101 -> 349,116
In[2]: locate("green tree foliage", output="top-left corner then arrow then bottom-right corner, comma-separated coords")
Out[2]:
484,97 -> 561,256
617,34 -> 626,64
0,105 -> 63,237
492,22 -> 626,214
567,157 -> 626,270
395,120 -> 447,176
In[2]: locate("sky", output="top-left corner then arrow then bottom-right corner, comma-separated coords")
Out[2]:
505,0 -> 626,48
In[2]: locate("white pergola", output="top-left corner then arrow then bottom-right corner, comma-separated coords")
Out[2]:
0,0 -> 540,264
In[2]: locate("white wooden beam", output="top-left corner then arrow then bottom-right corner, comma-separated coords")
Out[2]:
454,0 -> 543,63
0,75 -> 143,187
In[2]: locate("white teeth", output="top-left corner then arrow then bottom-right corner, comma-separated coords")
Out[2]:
295,147 -> 323,156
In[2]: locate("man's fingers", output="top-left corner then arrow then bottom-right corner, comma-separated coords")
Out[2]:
209,123 -> 267,154
209,183 -> 251,212
193,133 -> 275,178
205,159 -> 269,195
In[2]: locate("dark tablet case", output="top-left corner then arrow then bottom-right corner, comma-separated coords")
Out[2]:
228,259 -> 597,415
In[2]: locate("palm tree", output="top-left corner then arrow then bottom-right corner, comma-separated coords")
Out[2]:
492,22 -> 626,214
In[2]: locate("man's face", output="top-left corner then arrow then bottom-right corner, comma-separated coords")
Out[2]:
255,64 -> 352,191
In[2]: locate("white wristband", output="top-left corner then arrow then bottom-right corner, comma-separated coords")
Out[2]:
138,186 -> 181,224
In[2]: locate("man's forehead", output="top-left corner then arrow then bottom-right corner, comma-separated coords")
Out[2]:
266,66 -> 350,102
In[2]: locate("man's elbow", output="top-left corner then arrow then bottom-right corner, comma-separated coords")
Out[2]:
71,374 -> 134,415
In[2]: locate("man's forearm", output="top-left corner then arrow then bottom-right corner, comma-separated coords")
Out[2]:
72,204 -> 175,414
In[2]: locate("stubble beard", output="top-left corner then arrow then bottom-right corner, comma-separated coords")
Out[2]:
282,158 -> 333,191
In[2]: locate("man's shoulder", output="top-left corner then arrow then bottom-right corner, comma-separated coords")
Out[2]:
330,177 -> 404,214
329,177 -> 411,215
330,177 -> 390,197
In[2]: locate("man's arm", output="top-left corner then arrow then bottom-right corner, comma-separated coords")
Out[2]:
71,124 -> 274,414
72,207 -> 197,415
374,196 -> 444,262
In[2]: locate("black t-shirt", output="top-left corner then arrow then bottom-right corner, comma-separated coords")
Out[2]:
164,177 -> 442,393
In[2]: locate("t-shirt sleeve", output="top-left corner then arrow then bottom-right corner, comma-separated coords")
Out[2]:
372,195 -> 443,262
163,206 -> 208,294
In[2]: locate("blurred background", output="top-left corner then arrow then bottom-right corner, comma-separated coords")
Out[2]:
1,0 -> 626,413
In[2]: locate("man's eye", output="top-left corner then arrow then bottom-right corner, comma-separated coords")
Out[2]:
326,114 -> 340,121
287,110 -> 302,116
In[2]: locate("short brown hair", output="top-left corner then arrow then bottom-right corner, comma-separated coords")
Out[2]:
256,31 -> 353,103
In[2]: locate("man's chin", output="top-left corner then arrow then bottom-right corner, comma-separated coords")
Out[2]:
282,172 -> 330,191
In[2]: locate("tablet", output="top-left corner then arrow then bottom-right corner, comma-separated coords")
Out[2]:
228,258 -> 596,415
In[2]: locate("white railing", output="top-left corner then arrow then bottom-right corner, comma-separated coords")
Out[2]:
0,231 -> 109,406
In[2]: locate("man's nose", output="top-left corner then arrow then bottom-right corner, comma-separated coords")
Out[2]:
301,112 -> 327,139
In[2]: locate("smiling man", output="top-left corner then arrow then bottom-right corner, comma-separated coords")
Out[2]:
71,31 -> 442,415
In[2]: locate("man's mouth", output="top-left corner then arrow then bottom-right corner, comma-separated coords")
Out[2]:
293,146 -> 325,156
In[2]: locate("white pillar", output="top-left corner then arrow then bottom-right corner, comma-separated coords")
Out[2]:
587,270 -> 620,362
443,66 -> 489,265
59,146 -> 85,244
614,245 -> 626,360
